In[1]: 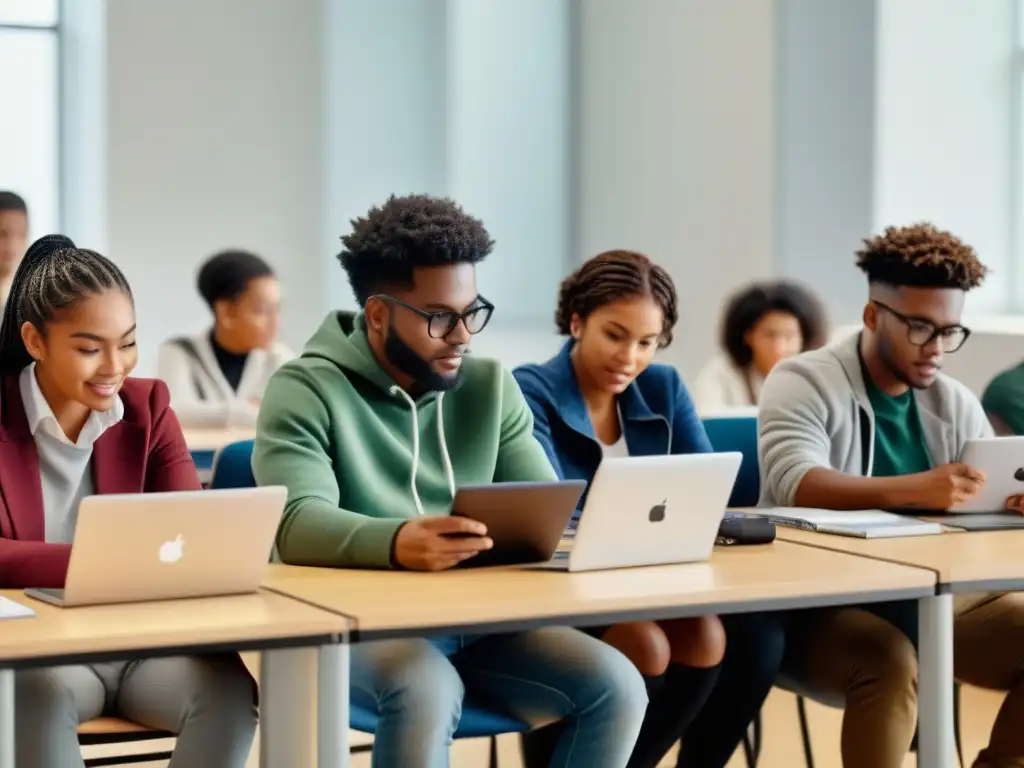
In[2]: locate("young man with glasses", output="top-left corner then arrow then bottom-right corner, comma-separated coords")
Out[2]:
252,194 -> 647,768
758,223 -> 1024,768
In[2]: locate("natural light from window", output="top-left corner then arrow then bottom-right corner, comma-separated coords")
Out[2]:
0,0 -> 59,235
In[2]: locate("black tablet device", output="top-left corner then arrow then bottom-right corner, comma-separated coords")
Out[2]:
449,480 -> 586,567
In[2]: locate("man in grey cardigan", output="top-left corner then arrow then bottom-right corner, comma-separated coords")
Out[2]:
759,223 -> 1024,768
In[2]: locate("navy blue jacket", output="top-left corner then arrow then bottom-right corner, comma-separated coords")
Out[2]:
513,342 -> 712,504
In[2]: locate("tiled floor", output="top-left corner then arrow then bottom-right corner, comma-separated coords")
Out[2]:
83,681 -> 1005,767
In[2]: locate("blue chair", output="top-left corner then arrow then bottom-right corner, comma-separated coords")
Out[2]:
209,439 -> 530,765
702,415 -> 759,507
351,699 -> 527,766
209,439 -> 256,489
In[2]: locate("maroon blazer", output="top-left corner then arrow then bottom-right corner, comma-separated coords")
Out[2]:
0,374 -> 201,588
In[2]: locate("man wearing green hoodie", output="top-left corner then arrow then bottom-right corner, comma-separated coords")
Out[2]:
253,195 -> 647,768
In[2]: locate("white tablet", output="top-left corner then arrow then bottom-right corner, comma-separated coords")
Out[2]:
952,437 -> 1024,513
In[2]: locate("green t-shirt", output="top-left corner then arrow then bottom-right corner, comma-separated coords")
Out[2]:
982,363 -> 1024,435
864,375 -> 933,478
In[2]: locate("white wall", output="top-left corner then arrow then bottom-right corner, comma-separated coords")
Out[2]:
73,0 -> 326,376
60,0 -> 1021,385
322,0 -> 572,331
447,0 -> 572,324
577,0 -> 777,377
775,0 -> 876,325
321,0 -> 447,313
874,0 -> 1013,313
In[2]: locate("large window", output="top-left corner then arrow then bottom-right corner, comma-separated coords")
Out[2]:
0,0 -> 60,233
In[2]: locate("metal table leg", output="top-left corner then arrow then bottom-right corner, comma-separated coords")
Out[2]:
0,669 -> 13,768
318,642 -> 349,768
261,648 -> 318,768
918,593 -> 955,768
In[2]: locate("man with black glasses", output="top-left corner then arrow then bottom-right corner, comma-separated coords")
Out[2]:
758,223 -> 1024,768
253,194 -> 647,768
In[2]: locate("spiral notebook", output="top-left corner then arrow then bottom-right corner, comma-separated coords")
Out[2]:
767,508 -> 942,539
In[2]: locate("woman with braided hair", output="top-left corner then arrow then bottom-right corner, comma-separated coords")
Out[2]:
514,250 -> 784,768
0,235 -> 257,767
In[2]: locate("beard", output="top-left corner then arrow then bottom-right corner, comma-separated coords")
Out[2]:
384,324 -> 463,393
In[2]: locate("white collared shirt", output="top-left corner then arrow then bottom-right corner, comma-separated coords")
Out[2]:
18,364 -> 123,543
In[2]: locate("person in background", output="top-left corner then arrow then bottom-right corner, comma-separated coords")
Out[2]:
982,363 -> 1024,435
157,249 -> 292,428
691,280 -> 827,414
759,223 -> 1024,768
0,191 -> 30,307
1,235 -> 257,768
252,195 -> 647,768
514,250 -> 784,768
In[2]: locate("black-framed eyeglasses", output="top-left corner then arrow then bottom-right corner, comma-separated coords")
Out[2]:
372,294 -> 495,339
872,300 -> 971,353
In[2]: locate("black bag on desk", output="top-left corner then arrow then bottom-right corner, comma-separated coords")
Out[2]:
716,515 -> 776,546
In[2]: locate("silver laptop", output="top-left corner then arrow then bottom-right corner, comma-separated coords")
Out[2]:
25,486 -> 286,607
533,452 -> 742,572
951,437 -> 1024,513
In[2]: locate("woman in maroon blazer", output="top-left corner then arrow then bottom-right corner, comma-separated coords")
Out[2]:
2,235 -> 257,768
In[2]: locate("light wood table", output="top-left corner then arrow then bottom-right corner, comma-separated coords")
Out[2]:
183,427 -> 256,453
0,589 -> 348,768
263,543 -> 935,768
771,525 -> 1024,768
775,525 -> 1024,593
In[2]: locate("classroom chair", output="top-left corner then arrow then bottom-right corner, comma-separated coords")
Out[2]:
78,717 -> 173,767
788,683 -> 964,768
701,415 -> 760,506
209,439 -> 256,489
351,702 -> 528,768
209,438 -> 534,765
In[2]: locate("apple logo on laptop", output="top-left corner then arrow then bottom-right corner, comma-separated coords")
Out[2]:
159,534 -> 185,564
1015,468 -> 1024,482
648,499 -> 667,523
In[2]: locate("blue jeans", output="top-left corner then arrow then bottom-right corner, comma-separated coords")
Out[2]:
350,628 -> 648,768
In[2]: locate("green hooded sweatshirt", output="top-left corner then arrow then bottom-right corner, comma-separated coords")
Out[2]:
252,311 -> 557,568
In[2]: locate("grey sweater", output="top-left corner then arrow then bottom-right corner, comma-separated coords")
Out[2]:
758,331 -> 992,508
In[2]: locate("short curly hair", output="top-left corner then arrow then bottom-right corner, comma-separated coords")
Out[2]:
721,281 -> 828,369
337,194 -> 495,304
555,250 -> 678,348
196,249 -> 274,309
855,223 -> 987,290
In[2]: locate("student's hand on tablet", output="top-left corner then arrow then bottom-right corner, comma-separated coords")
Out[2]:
393,516 -> 493,571
1006,495 -> 1024,514
909,463 -> 985,509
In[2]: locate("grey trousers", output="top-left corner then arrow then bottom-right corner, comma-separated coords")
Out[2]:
15,654 -> 258,768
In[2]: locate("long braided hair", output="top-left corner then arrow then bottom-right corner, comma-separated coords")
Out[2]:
555,249 -> 679,348
0,235 -> 134,375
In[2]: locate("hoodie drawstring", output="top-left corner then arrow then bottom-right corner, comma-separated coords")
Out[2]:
388,387 -> 456,515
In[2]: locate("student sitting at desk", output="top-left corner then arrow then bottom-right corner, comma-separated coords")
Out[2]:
158,248 -> 292,428
759,223 -> 1024,768
0,236 -> 257,768
252,195 -> 647,768
691,280 -> 827,415
514,251 -> 784,768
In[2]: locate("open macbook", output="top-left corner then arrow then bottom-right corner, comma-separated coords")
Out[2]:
533,452 -> 742,572
25,486 -> 286,607
951,437 -> 1024,513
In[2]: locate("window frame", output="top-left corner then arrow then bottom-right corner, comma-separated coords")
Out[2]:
0,5 -> 62,230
